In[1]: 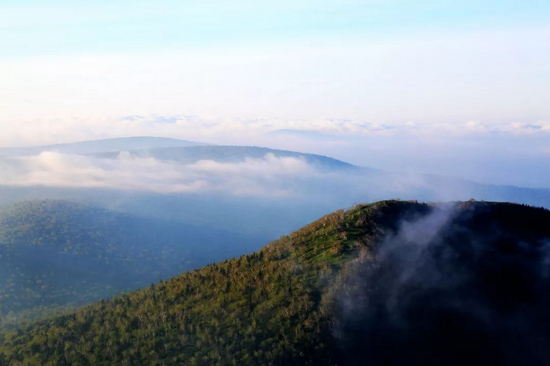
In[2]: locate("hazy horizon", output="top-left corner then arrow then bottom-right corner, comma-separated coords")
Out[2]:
1,131 -> 549,189
1,1 -> 549,188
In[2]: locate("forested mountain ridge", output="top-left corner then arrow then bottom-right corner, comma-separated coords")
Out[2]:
1,200 -> 549,365
0,200 -> 258,324
94,145 -> 356,170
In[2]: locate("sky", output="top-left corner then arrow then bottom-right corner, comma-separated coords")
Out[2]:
1,0 -> 549,187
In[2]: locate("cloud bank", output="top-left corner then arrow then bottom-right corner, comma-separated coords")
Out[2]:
1,147 -> 549,208
0,152 -> 319,197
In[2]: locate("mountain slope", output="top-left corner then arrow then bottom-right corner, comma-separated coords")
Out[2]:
95,145 -> 356,171
1,200 -> 550,365
0,137 -> 206,156
0,200 -> 258,323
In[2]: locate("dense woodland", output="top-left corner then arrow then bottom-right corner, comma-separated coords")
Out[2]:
0,200 -> 550,365
0,200 -> 256,324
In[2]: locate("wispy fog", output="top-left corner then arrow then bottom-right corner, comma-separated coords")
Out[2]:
334,204 -> 550,365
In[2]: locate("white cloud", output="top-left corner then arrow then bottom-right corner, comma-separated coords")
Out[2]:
508,121 -> 550,134
464,120 -> 486,132
0,152 -> 318,197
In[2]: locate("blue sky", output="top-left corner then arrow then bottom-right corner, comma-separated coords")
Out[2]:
3,0 -> 549,57
0,0 -> 549,187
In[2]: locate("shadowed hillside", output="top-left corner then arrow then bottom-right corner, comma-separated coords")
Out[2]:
0,200 -> 258,324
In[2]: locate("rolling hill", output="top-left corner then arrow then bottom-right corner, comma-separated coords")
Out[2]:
0,200 -> 259,324
94,145 -> 356,171
1,200 -> 549,365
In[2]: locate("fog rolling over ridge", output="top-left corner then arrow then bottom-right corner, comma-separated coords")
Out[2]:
0,137 -> 548,240
334,202 -> 550,364
2,200 -> 549,365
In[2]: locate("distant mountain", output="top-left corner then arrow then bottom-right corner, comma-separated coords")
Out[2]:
2,200 -> 550,365
0,200 -> 259,323
95,145 -> 356,171
0,137 -> 207,156
0,137 -> 549,244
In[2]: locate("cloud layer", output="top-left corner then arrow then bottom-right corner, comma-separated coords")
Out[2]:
0,152 -> 319,197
